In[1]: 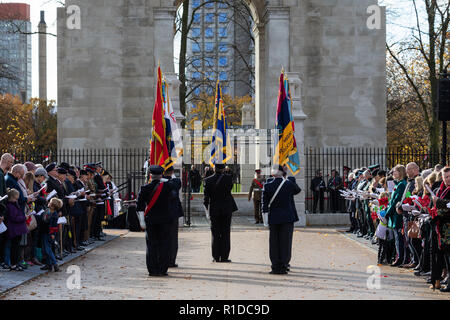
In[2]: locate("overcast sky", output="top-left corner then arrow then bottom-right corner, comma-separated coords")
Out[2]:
0,0 -> 424,104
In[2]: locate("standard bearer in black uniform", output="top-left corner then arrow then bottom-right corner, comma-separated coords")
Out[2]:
137,165 -> 178,277
203,163 -> 238,263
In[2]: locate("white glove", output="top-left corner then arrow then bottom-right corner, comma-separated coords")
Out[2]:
262,212 -> 269,227
203,205 -> 210,220
137,211 -> 146,230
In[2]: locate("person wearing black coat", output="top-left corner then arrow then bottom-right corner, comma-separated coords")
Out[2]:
203,163 -> 237,263
189,166 -> 201,193
310,170 -> 325,213
137,165 -> 179,276
163,166 -> 184,268
327,169 -> 343,213
262,166 -> 301,275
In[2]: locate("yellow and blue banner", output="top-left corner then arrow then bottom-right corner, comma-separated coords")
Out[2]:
273,71 -> 300,175
209,80 -> 232,167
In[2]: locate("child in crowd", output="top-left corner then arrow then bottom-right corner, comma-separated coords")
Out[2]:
5,188 -> 28,271
40,198 -> 63,272
376,192 -> 391,265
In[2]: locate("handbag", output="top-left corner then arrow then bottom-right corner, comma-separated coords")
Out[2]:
26,214 -> 37,231
407,220 -> 421,239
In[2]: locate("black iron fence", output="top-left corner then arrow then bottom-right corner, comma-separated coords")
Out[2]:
4,146 -> 449,217
304,146 -> 448,213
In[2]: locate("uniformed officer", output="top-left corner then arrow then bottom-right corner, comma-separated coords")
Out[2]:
163,166 -> 184,268
137,165 -> 178,277
83,165 -> 97,244
262,165 -> 301,274
203,163 -> 237,263
92,162 -> 106,241
248,169 -> 265,224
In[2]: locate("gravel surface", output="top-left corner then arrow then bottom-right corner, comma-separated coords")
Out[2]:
1,226 -> 449,300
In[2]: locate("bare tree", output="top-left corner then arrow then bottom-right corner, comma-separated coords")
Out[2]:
386,0 -> 450,162
176,0 -> 255,122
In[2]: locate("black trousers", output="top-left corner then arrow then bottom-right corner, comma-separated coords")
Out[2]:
269,223 -> 294,272
431,225 -> 444,283
71,214 -> 82,247
329,190 -> 339,212
146,223 -> 171,275
93,205 -> 105,238
168,217 -> 179,266
313,191 -> 324,213
210,214 -> 232,261
0,231 -> 7,264
10,235 -> 21,266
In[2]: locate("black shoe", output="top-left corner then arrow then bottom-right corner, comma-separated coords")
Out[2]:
40,264 -> 51,270
439,285 -> 450,292
95,237 -> 106,241
220,259 -> 232,263
168,264 -> 178,268
357,232 -> 364,238
270,270 -> 281,274
413,265 -> 422,271
55,255 -> 63,261
149,273 -> 160,277
53,264 -> 60,272
1,263 -> 11,270
414,270 -> 423,277
10,265 -> 24,271
421,271 -> 431,277
76,246 -> 85,251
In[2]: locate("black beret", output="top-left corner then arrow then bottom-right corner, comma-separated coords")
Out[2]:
255,169 -> 261,173
149,165 -> 164,175
164,166 -> 174,173
95,162 -> 102,167
59,162 -> 70,171
102,170 -> 110,176
57,168 -> 68,175
85,167 -> 95,174
68,169 -> 77,178
79,169 -> 88,176
45,162 -> 56,173
377,170 -> 387,177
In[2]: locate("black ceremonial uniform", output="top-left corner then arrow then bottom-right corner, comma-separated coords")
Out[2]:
137,166 -> 178,276
203,166 -> 237,262
163,171 -> 184,267
93,173 -> 106,240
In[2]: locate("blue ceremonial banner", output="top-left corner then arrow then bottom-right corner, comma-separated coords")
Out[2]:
209,80 -> 232,167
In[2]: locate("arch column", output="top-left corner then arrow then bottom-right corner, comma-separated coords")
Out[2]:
286,72 -> 307,226
153,7 -> 175,72
263,6 -> 290,130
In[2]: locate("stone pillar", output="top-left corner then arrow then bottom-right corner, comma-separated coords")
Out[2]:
38,11 -> 47,101
264,6 -> 290,130
153,8 -> 175,73
285,72 -> 307,227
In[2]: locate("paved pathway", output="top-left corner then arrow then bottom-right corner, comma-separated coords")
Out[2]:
1,218 -> 449,300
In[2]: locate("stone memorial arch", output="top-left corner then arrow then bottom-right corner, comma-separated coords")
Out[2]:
57,0 -> 386,224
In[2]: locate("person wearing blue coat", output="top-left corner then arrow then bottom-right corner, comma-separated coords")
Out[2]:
262,165 -> 301,274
